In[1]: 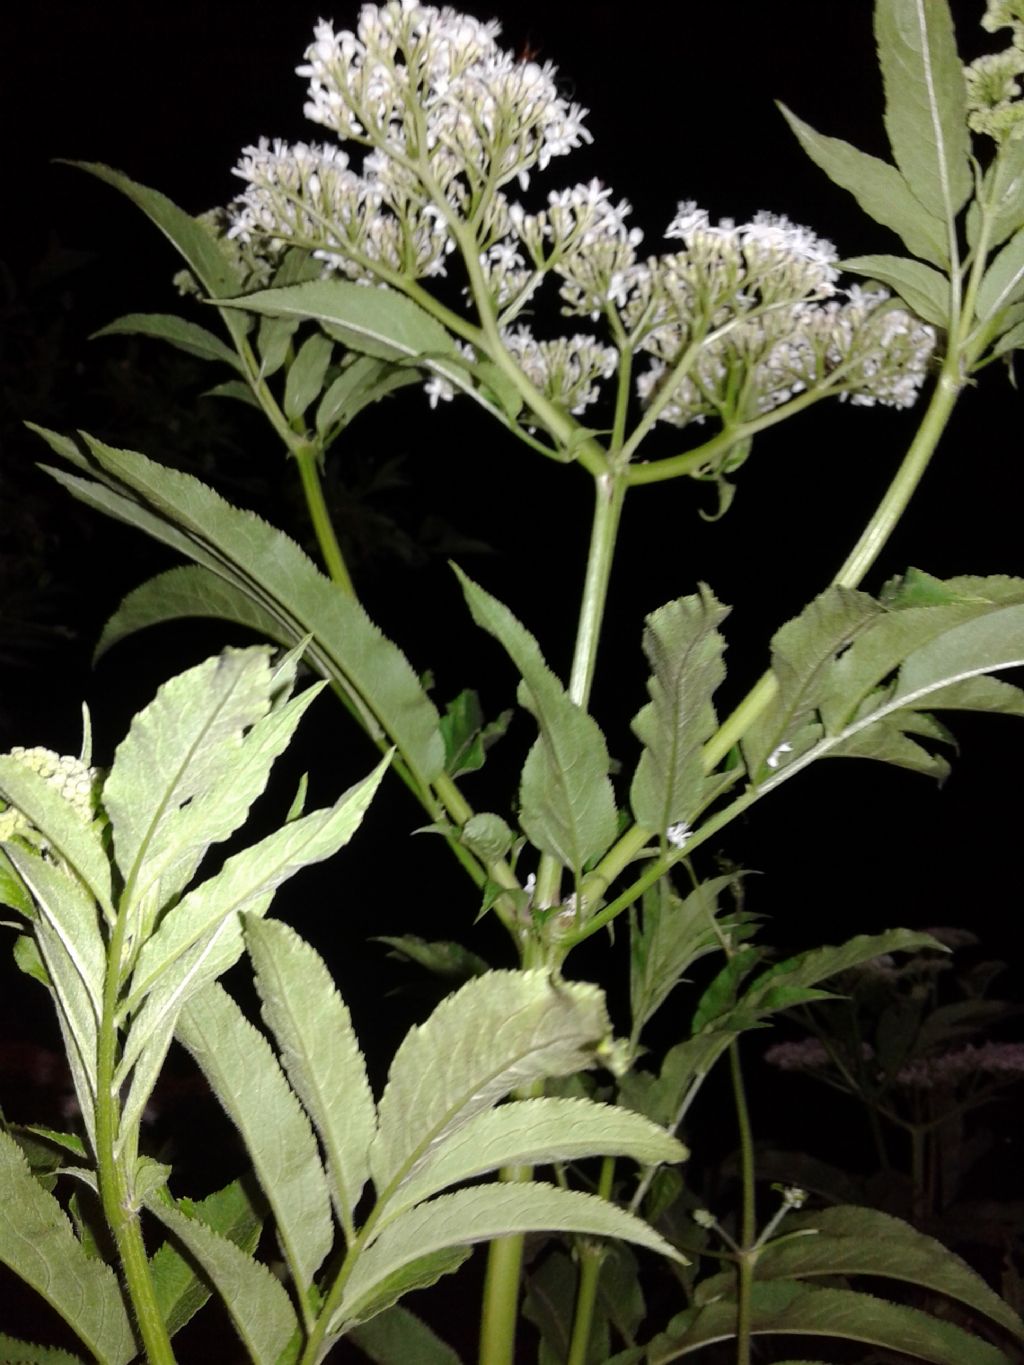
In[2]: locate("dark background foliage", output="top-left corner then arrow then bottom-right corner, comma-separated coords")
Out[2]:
1,2 -> 1022,1356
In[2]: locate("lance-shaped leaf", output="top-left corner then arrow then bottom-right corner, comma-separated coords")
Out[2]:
346,1306 -> 462,1365
377,1096 -> 685,1228
0,1130 -> 136,1365
743,587 -> 882,778
875,0 -> 972,224
3,849 -> 102,1139
32,428 -> 445,789
339,1183 -> 685,1330
976,225 -> 1024,321
245,917 -> 377,1241
176,981 -> 334,1293
145,1197 -> 298,1365
756,1206 -> 1024,1340
316,355 -> 419,439
777,104 -> 949,267
0,1337 -> 85,1365
103,647 -> 280,923
67,162 -> 252,354
0,758 -> 111,916
455,568 -> 617,875
116,759 -> 386,1136
630,875 -> 748,1042
91,313 -> 246,373
284,332 -> 334,422
221,278 -> 459,365
839,254 -> 949,325
645,1281 -> 1010,1365
370,970 -> 614,1194
630,588 -> 730,835
149,1178 -> 263,1339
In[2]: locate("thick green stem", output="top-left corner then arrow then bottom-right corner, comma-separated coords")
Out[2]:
703,361 -> 965,771
294,444 -> 356,596
478,1213 -> 530,1365
568,472 -> 627,710
95,915 -> 175,1364
566,1157 -> 615,1365
729,1041 -> 756,1365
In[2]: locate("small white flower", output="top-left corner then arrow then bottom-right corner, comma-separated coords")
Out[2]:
666,821 -> 692,849
766,741 -> 793,770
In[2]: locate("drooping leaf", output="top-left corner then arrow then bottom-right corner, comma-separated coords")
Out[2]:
90,313 -> 245,373
149,1178 -> 264,1339
839,254 -> 949,325
245,917 -> 377,1240
777,104 -> 948,267
221,279 -> 459,365
875,0 -> 972,223
645,1280 -> 1009,1364
976,225 -> 1024,320
454,568 -> 617,875
176,981 -> 334,1292
284,332 -> 334,422
370,970 -> 613,1194
0,1130 -> 135,1365
346,1306 -> 462,1365
32,428 -> 445,788
316,355 -> 419,439
375,934 -> 490,981
145,1196 -> 298,1365
757,1206 -> 1024,1340
629,588 -> 731,835
338,1183 -> 686,1330
377,1096 -> 686,1227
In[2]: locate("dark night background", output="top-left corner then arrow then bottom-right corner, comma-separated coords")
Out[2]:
2,2 -> 1023,1359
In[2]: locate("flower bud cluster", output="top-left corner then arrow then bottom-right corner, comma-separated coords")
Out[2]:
0,747 -> 100,844
965,1 -> 1024,142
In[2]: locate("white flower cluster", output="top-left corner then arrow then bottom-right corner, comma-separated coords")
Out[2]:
965,0 -> 1024,142
227,5 -> 936,435
0,746 -> 100,844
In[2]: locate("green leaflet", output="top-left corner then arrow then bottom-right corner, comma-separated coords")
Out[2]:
346,1306 -> 462,1365
145,1197 -> 298,1365
284,332 -> 334,422
976,226 -> 1024,320
629,588 -> 731,836
91,312 -> 246,373
245,917 -> 377,1240
176,981 -> 335,1294
967,135 -> 1024,253
149,1178 -> 264,1338
221,278 -> 458,364
454,567 -> 617,875
315,355 -> 420,440
376,1097 -> 686,1228
646,1281 -> 1010,1364
66,162 -> 252,355
758,1206 -> 1024,1340
777,104 -> 948,268
338,1183 -> 686,1330
875,0 -> 972,224
331,1247 -> 472,1336
103,647 -> 286,928
369,970 -> 612,1194
839,254 -> 949,326
0,1131 -> 135,1365
0,1337 -> 85,1365
630,875 -> 749,1043
31,427 -> 445,788
743,585 -> 882,778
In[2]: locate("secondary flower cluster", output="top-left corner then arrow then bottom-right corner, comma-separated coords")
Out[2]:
765,1037 -> 1024,1091
0,746 -> 99,844
965,0 -> 1024,142
226,1 -> 936,434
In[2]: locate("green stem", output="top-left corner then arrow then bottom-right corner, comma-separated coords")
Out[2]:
565,1157 -> 615,1365
294,444 -> 355,596
702,359 -> 965,772
95,915 -> 175,1364
478,1213 -> 530,1365
729,1041 -> 756,1365
568,472 -> 628,710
